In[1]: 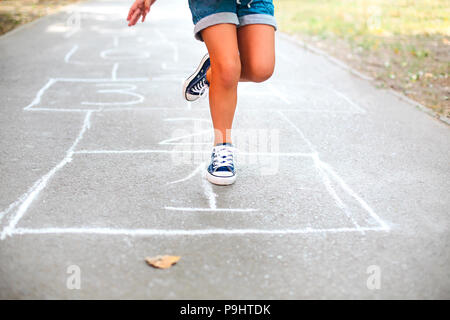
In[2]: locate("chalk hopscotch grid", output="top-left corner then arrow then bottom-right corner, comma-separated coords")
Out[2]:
0,28 -> 389,239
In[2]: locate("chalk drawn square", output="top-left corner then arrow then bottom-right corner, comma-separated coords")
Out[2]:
237,81 -> 366,114
76,109 -> 313,154
26,78 -> 187,111
14,149 -> 384,232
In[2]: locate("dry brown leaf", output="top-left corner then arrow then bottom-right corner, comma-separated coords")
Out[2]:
145,255 -> 180,269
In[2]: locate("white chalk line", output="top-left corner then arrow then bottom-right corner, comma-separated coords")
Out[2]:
327,86 -> 366,114
53,77 -> 149,82
164,118 -> 210,123
24,78 -> 364,114
9,226 -> 389,237
0,111 -> 93,240
202,170 -> 217,209
269,80 -> 366,114
64,45 -> 79,63
23,78 -> 148,111
111,63 -> 119,80
159,129 -> 211,145
28,107 -> 194,113
277,110 -> 388,231
168,162 -> 204,185
63,44 -> 123,66
312,154 -> 363,233
24,78 -> 56,110
0,193 -> 31,225
164,207 -> 259,213
26,106 -> 366,114
81,83 -> 144,106
74,149 -> 316,157
315,156 -> 390,230
26,107 -> 101,113
277,110 -> 317,153
267,83 -> 291,105
100,48 -> 150,61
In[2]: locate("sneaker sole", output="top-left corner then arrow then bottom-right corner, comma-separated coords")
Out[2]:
206,171 -> 236,186
182,53 -> 210,102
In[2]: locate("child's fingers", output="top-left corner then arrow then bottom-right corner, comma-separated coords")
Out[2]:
127,2 -> 138,21
142,0 -> 153,22
128,8 -> 142,26
127,8 -> 133,21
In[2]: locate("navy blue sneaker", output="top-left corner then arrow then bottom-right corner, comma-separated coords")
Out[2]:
206,143 -> 236,185
183,53 -> 210,101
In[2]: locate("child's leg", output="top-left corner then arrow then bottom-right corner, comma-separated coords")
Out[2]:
236,24 -> 275,82
201,24 -> 241,145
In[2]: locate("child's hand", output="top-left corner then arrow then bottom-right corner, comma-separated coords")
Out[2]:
127,0 -> 156,27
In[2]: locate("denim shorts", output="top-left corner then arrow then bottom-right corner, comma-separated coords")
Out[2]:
188,0 -> 277,42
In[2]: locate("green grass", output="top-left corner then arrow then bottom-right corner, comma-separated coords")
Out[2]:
276,0 -> 449,38
275,0 -> 450,117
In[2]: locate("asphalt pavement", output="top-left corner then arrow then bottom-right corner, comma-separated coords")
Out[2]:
0,0 -> 449,299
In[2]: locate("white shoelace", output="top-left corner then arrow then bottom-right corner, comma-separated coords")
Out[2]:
212,146 -> 234,170
191,78 -> 208,96
236,0 -> 253,8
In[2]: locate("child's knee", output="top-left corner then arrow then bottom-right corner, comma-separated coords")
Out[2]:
247,62 -> 274,83
211,56 -> 241,87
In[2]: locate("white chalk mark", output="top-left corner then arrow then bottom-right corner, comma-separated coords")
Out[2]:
111,63 -> 119,80
26,107 -> 100,113
326,86 -> 366,114
26,107 -> 364,114
24,78 -> 56,110
9,226 -> 389,237
75,149 -> 315,157
168,162 -> 204,185
202,171 -> 217,209
277,110 -> 317,153
76,149 -> 211,155
1,111 -> 93,240
158,129 -> 211,145
24,78 -> 149,110
167,163 -> 254,212
0,195 -> 28,225
278,110 -> 387,231
54,77 -> 149,82
269,109 -> 364,114
312,154 -> 363,233
164,207 -> 258,212
64,26 -> 80,39
100,48 -> 149,60
270,81 -> 366,114
100,107 -> 189,112
267,83 -> 291,105
64,45 -> 79,63
81,83 -> 144,106
68,111 -> 92,153
315,156 -> 390,230
164,118 -> 209,123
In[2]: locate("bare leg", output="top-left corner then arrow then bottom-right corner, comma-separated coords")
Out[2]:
237,24 -> 275,82
205,24 -> 275,84
201,24 -> 241,145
